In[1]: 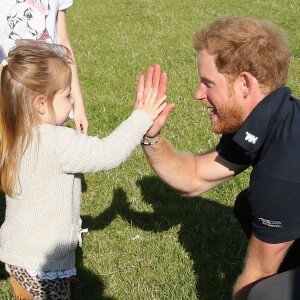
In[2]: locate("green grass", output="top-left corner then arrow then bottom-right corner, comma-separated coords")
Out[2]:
1,0 -> 300,299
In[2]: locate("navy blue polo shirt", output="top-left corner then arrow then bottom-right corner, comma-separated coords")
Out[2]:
216,87 -> 300,243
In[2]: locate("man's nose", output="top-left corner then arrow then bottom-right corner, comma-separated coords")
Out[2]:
195,83 -> 206,101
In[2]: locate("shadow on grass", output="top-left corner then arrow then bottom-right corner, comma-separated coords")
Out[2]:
73,247 -> 115,300
95,176 -> 247,300
0,174 -> 247,299
0,181 -> 114,300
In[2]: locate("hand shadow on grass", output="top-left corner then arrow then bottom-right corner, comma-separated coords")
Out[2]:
109,176 -> 247,300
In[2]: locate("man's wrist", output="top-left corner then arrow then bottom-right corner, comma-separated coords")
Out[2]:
141,134 -> 161,146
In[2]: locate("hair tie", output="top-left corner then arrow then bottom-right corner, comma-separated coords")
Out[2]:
1,59 -> 8,67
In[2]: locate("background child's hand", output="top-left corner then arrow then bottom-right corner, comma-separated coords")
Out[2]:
73,107 -> 89,134
136,88 -> 167,120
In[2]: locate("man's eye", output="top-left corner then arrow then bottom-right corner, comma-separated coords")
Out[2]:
202,80 -> 212,87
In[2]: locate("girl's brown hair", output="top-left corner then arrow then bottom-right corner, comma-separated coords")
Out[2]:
0,42 -> 72,196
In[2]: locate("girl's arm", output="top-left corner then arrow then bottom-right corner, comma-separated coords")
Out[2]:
57,9 -> 89,134
55,110 -> 152,174
55,86 -> 167,174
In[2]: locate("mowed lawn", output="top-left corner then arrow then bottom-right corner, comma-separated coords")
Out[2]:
1,0 -> 300,299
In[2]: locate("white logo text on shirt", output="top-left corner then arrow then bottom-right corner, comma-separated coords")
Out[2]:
245,132 -> 258,144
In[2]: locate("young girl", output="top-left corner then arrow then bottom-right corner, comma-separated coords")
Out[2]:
0,42 -> 166,299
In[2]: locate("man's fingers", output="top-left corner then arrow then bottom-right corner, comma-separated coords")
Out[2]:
144,66 -> 154,95
158,103 -> 175,122
135,75 -> 144,109
145,103 -> 175,138
136,74 -> 144,100
156,71 -> 167,100
153,95 -> 167,108
152,64 -> 161,91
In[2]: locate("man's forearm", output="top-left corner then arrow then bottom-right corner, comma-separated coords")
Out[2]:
142,136 -> 197,195
233,272 -> 258,300
233,235 -> 293,300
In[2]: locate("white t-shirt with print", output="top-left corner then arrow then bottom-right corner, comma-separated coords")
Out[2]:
0,0 -> 73,61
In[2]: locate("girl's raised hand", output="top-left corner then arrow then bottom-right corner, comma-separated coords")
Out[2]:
136,87 -> 167,120
135,65 -> 175,138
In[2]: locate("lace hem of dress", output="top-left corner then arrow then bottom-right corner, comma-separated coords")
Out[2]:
26,267 -> 76,280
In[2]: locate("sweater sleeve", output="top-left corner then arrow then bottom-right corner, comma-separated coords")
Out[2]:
55,110 -> 153,173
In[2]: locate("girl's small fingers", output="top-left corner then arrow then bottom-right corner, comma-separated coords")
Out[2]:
144,88 -> 152,105
153,95 -> 167,109
149,89 -> 159,105
153,102 -> 167,117
137,98 -> 143,107
157,95 -> 167,104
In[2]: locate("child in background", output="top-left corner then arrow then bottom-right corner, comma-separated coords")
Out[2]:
0,0 -> 88,133
0,42 -> 167,299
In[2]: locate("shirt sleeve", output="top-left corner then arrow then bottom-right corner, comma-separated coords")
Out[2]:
55,110 -> 153,173
59,0 -> 73,10
249,177 -> 300,243
216,133 -> 250,165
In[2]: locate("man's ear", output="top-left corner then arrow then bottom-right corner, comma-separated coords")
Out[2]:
33,94 -> 47,115
240,72 -> 253,98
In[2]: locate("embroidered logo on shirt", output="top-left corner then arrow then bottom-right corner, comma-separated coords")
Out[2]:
257,216 -> 283,228
245,132 -> 258,144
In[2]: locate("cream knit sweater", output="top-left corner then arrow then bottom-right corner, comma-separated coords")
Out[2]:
0,110 -> 152,271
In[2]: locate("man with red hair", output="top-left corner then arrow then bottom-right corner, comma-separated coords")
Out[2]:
139,16 -> 300,299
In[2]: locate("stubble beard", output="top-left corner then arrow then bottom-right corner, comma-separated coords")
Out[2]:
211,89 -> 246,134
